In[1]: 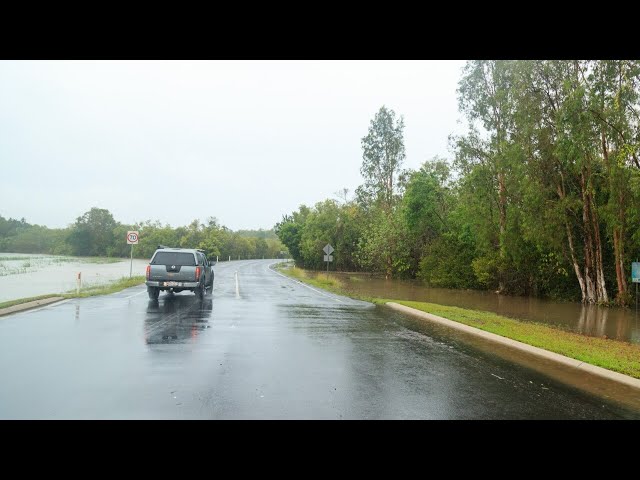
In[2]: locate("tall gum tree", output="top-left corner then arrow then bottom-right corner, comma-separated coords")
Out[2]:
357,106 -> 407,278
456,60 -> 516,293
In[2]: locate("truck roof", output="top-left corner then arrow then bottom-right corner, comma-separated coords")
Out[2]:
155,246 -> 205,254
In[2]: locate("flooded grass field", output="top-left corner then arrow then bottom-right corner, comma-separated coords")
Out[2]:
0,253 -> 150,303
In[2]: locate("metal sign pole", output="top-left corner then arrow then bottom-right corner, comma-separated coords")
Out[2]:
127,231 -> 139,278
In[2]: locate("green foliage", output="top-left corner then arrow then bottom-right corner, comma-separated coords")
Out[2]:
67,208 -> 117,257
0,210 -> 285,263
419,229 -> 479,289
359,105 -> 407,211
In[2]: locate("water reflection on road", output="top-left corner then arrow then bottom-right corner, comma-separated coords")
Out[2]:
334,273 -> 640,344
144,293 -> 213,344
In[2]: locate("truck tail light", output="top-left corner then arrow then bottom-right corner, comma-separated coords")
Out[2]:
146,265 -> 150,280
195,266 -> 201,281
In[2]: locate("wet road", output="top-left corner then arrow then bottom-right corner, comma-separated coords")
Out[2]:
0,259 -> 638,419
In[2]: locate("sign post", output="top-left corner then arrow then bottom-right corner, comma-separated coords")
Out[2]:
633,261 -> 640,309
127,231 -> 139,277
323,243 -> 334,278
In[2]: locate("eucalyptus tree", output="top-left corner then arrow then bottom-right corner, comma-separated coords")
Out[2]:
455,60 -> 518,293
356,106 -> 408,278
512,60 -> 612,304
358,106 -> 407,212
588,60 -> 640,304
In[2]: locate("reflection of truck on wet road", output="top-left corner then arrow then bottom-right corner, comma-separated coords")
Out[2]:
145,246 -> 214,300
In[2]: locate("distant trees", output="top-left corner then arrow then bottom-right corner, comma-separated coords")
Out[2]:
67,208 -> 117,257
0,211 -> 286,261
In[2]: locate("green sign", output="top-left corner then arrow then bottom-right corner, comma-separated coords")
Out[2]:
633,262 -> 640,283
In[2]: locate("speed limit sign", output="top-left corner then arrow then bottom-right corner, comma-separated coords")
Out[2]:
127,231 -> 139,244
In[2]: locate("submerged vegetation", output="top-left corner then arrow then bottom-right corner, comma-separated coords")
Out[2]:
276,61 -> 640,305
278,264 -> 346,292
0,254 -> 122,277
0,276 -> 146,311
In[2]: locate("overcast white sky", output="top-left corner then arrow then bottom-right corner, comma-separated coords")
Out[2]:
0,60 -> 467,231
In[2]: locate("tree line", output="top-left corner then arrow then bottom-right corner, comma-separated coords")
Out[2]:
275,61 -> 640,305
0,209 -> 286,261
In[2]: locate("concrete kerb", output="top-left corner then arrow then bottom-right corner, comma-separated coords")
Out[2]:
0,297 -> 66,317
386,302 -> 640,392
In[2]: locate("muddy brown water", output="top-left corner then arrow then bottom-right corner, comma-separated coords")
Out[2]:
331,272 -> 640,345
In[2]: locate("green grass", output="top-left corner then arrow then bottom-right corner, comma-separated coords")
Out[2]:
277,265 -> 347,291
276,265 -> 640,380
0,276 -> 146,310
276,265 -> 381,304
78,257 -> 123,264
382,300 -> 640,379
62,275 -> 146,298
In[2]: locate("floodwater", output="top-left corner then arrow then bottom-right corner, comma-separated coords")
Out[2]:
333,273 -> 640,345
0,252 -> 150,303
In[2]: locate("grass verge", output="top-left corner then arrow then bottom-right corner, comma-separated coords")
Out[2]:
0,276 -> 146,310
387,300 -> 640,379
277,264 -> 347,292
276,264 -> 640,380
62,275 -> 146,298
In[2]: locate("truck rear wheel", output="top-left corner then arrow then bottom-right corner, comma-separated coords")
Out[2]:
148,286 -> 160,300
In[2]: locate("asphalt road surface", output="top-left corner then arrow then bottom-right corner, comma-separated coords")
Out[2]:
0,259 -> 638,419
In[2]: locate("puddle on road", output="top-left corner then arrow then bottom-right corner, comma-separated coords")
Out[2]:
144,293 -> 213,345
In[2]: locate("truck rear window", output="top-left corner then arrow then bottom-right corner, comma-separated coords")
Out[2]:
151,252 -> 196,266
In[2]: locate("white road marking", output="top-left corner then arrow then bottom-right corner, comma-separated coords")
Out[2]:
124,290 -> 147,299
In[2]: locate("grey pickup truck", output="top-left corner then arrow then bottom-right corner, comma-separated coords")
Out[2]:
145,246 -> 214,300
